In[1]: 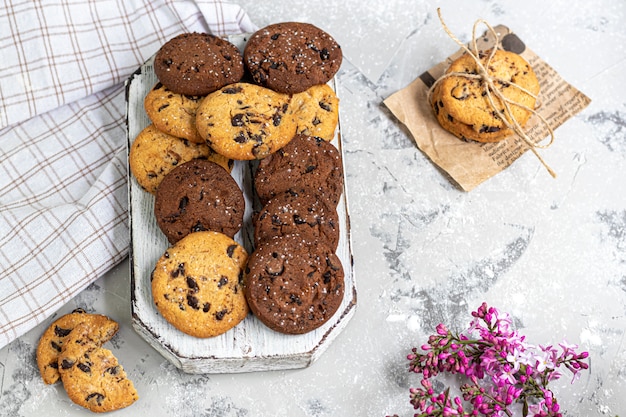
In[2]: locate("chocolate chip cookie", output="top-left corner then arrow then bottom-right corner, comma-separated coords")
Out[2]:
58,322 -> 138,413
292,83 -> 339,141
195,82 -> 297,160
154,32 -> 244,96
244,22 -> 342,94
36,308 -> 118,385
244,234 -> 344,335
151,231 -> 249,338
254,134 -> 344,207
144,82 -> 205,143
154,159 -> 245,244
431,49 -> 540,142
254,189 -> 340,250
129,124 -> 233,194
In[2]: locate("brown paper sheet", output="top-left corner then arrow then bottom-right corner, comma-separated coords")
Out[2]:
384,25 -> 591,191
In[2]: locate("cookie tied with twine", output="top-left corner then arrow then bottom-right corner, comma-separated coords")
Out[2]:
428,8 -> 556,177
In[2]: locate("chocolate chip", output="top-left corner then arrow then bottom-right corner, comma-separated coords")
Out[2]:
479,125 -> 501,134
54,326 -> 72,338
158,104 -> 170,112
85,393 -> 105,406
51,341 -> 62,352
305,165 -> 316,173
217,276 -> 228,288
49,361 -> 59,369
293,214 -> 306,225
289,294 -> 303,305
226,244 -> 237,258
61,359 -> 74,370
234,132 -> 248,143
187,294 -> 200,310
222,86 -> 242,94
271,33 -> 280,40
171,263 -> 185,278
78,362 -> 91,373
186,276 -> 199,293
105,366 -> 120,375
231,113 -> 245,127
320,48 -> 330,60
202,302 -> 211,313
178,196 -> 189,213
192,221 -> 206,232
215,309 -> 228,320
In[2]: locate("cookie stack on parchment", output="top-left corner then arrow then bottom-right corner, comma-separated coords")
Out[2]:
129,22 -> 346,338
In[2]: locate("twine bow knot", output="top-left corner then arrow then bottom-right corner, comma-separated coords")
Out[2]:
429,8 -> 556,178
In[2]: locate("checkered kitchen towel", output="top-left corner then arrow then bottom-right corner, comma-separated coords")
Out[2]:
0,0 -> 256,350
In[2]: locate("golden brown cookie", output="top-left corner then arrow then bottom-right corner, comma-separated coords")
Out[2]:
36,308 -> 118,385
431,49 -> 540,142
144,82 -> 205,143
195,83 -> 297,160
58,322 -> 138,413
292,83 -> 339,141
151,231 -> 249,338
129,124 -> 233,194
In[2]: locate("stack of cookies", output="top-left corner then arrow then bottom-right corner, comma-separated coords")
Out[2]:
430,48 -> 540,143
129,22 -> 346,337
36,309 -> 138,412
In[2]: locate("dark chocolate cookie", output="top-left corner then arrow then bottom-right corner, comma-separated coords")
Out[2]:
254,189 -> 340,250
244,234 -> 344,335
154,32 -> 244,96
154,159 -> 244,244
243,22 -> 342,94
254,134 -> 344,207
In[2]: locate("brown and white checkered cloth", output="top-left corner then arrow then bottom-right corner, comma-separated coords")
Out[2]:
0,0 -> 257,350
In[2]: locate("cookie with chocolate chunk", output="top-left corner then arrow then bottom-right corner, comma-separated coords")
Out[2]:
254,134 -> 344,207
36,308 -> 118,385
292,83 -> 339,141
144,82 -> 205,143
254,189 -> 340,250
154,32 -> 244,96
195,82 -> 297,160
151,231 -> 249,338
58,322 -> 138,413
154,159 -> 244,244
244,234 -> 344,335
431,49 -> 540,142
129,124 -> 233,194
244,22 -> 342,94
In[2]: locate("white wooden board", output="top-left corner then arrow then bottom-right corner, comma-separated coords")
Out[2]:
125,35 -> 356,374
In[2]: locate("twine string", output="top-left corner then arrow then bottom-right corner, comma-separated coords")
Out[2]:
429,8 -> 556,177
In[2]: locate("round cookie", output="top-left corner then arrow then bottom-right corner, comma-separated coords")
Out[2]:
292,83 -> 339,141
144,82 -> 205,143
129,124 -> 233,194
36,308 -> 119,385
244,234 -> 344,335
195,82 -> 298,160
244,22 -> 342,94
254,134 -> 344,207
154,32 -> 244,96
154,159 -> 245,244
254,189 -> 340,250
151,231 -> 249,338
58,322 -> 138,413
432,49 -> 540,142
